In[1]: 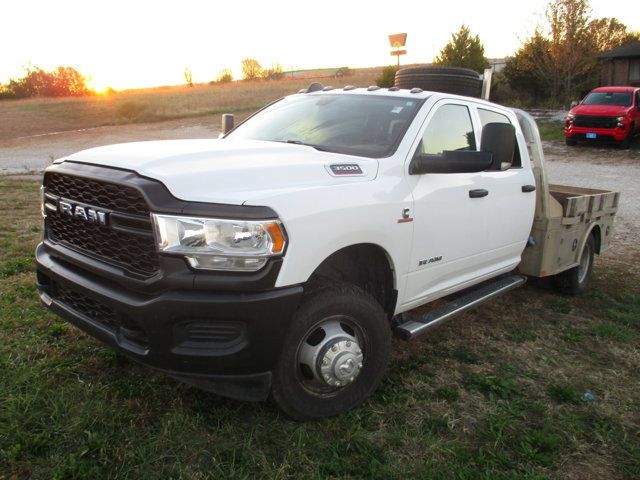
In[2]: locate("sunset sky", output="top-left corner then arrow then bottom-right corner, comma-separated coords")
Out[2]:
1,0 -> 639,90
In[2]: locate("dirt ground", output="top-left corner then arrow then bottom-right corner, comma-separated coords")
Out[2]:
1,117 -> 638,259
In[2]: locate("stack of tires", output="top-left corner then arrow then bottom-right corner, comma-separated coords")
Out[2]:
394,66 -> 482,97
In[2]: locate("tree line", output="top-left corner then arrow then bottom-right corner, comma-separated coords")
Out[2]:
0,65 -> 90,99
378,0 -> 639,106
503,0 -> 638,104
210,59 -> 285,84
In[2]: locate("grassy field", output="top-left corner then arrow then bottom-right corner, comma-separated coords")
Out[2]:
0,69 -> 381,141
536,121 -> 566,143
3,68 -> 620,148
1,179 -> 639,479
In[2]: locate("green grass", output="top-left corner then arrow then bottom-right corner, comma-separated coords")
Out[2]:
1,179 -> 640,479
547,383 -> 580,404
535,120 -> 565,142
434,386 -> 460,402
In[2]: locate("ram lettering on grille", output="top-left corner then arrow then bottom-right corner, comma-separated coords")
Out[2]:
44,173 -> 159,276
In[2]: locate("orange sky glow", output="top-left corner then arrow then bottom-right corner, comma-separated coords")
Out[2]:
1,0 -> 639,91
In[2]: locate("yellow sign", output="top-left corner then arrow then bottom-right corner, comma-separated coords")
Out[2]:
388,33 -> 407,48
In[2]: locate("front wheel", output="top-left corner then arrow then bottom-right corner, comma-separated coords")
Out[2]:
271,283 -> 391,420
565,138 -> 577,146
618,127 -> 633,149
554,234 -> 595,295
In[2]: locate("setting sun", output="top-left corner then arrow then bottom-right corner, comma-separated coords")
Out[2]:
85,79 -> 111,95
1,0 -> 637,90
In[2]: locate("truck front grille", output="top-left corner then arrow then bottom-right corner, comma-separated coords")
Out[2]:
46,172 -> 150,216
573,115 -> 618,129
44,172 -> 160,277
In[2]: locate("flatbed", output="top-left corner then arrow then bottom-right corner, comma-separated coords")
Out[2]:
516,110 -> 619,284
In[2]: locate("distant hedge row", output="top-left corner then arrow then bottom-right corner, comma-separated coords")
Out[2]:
0,66 -> 90,100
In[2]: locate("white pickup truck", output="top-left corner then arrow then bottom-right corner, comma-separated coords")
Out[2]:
36,84 -> 619,420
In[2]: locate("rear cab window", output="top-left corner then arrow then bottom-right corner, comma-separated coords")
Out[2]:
477,107 -> 521,168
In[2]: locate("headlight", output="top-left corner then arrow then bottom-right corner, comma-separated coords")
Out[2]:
565,113 -> 575,126
40,186 -> 46,218
151,214 -> 286,271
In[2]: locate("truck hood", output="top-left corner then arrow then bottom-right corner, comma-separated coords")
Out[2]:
64,138 -> 379,205
571,104 -> 629,116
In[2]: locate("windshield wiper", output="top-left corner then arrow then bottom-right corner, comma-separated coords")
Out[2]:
282,139 -> 331,152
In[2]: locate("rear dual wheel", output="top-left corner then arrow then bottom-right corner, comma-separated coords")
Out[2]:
554,234 -> 595,295
271,283 -> 391,420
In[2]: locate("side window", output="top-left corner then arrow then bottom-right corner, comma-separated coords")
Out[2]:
478,108 -> 521,168
478,108 -> 510,127
421,104 -> 476,154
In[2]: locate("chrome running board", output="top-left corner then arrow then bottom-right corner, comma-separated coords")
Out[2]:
394,274 -> 526,341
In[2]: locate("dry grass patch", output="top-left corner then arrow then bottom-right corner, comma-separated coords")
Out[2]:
0,69 -> 381,141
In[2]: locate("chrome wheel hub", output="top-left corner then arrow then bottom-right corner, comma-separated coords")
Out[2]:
319,339 -> 363,387
298,318 -> 364,389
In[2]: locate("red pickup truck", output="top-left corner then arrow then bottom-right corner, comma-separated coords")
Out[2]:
564,86 -> 640,148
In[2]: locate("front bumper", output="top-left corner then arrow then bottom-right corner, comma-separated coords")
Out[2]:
564,126 -> 628,142
36,242 -> 303,401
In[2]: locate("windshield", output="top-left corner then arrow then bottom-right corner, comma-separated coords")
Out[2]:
227,93 -> 425,158
582,92 -> 632,106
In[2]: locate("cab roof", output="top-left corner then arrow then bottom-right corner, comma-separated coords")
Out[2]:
296,83 -> 433,100
591,86 -> 638,93
292,84 -> 506,111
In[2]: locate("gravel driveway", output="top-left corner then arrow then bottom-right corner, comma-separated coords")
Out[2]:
0,117 -> 220,175
543,142 -> 640,258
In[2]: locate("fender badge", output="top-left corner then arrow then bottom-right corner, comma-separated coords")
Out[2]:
329,164 -> 363,176
398,207 -> 413,223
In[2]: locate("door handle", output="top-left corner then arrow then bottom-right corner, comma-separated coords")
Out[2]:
521,185 -> 536,193
469,189 -> 489,198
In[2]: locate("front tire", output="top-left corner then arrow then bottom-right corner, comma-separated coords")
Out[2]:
619,126 -> 633,149
271,283 -> 391,420
554,234 -> 595,295
565,138 -> 577,146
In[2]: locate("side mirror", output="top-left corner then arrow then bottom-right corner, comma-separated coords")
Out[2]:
481,123 -> 516,170
221,113 -> 234,135
409,150 -> 492,175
